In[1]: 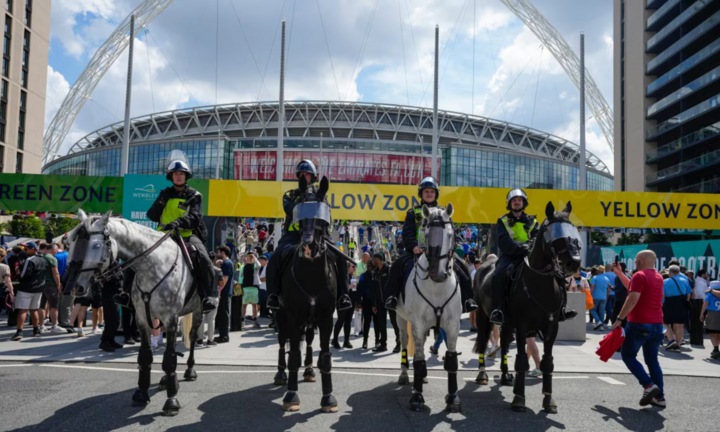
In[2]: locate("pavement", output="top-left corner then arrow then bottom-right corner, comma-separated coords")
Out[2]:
1,313 -> 719,378
0,362 -> 717,431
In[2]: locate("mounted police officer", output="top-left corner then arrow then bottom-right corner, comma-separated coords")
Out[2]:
266,159 -> 353,311
384,177 -> 478,313
489,188 -> 576,325
113,151 -> 216,313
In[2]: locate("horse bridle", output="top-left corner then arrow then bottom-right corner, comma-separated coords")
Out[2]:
415,216 -> 455,280
68,223 -> 116,290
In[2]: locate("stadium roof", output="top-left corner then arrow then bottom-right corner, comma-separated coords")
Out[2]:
62,100 -> 610,174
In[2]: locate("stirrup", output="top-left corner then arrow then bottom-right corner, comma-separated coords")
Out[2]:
202,299 -> 216,314
113,293 -> 132,309
385,296 -> 398,311
267,294 -> 281,310
490,309 -> 504,325
338,294 -> 353,311
558,308 -> 577,322
464,299 -> 479,313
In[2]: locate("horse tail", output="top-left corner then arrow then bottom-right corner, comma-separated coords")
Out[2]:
182,313 -> 193,349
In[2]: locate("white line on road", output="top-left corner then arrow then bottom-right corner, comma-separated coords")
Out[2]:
464,375 -> 589,381
597,377 -> 625,385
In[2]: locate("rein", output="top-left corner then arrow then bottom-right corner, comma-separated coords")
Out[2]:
96,229 -> 176,283
136,246 -> 180,329
412,260 -> 459,330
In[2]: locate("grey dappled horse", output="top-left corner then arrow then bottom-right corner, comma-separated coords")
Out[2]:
69,210 -> 203,416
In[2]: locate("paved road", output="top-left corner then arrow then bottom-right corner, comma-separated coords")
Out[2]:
0,361 -> 715,431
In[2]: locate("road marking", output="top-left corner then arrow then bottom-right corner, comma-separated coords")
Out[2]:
597,377 -> 625,385
463,375 -> 589,381
0,364 -> 33,368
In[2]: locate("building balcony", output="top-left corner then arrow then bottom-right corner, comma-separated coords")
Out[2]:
647,149 -> 720,185
647,66 -> 720,118
647,38 -> 720,97
647,121 -> 720,162
646,0 -> 669,9
646,0 -> 715,53
645,93 -> 720,140
647,0 -> 681,31
675,177 -> 720,193
646,10 -> 720,75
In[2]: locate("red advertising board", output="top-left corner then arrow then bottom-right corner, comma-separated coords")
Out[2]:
234,151 -> 440,184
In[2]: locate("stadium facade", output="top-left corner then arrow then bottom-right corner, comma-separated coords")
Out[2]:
42,101 -> 613,192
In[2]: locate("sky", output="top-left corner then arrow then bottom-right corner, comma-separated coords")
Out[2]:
45,0 -> 614,172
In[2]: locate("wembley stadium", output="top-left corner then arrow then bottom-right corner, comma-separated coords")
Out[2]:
41,100 -> 613,191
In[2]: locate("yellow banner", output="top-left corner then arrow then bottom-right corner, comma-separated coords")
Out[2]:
208,180 -> 720,229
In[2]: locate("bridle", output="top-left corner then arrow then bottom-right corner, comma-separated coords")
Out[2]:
68,222 -> 116,291
415,216 -> 455,280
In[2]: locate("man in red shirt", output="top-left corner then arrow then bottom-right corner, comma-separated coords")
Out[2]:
612,250 -> 665,408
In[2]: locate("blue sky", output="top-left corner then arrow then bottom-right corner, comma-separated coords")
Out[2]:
45,0 -> 614,171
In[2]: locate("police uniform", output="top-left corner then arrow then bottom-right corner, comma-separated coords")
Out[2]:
385,177 -> 478,312
266,160 -> 352,311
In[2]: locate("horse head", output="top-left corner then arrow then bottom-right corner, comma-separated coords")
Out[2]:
536,201 -> 582,275
296,176 -> 331,260
420,203 -> 455,282
68,209 -> 118,297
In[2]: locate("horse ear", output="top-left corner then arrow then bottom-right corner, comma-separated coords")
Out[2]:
445,203 -> 454,218
318,176 -> 329,200
545,201 -> 555,220
299,175 -> 307,192
98,210 -> 112,227
422,204 -> 430,219
78,209 -> 88,222
563,201 -> 572,215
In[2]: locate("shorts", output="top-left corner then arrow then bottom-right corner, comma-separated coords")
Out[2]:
242,287 -> 259,305
74,296 -> 92,307
662,296 -> 687,324
705,310 -> 720,334
41,285 -> 60,309
15,291 -> 42,310
91,292 -> 102,309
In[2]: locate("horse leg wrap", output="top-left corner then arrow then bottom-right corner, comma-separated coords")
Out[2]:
288,350 -> 302,373
137,348 -> 154,391
413,360 -> 427,393
515,353 -> 529,372
278,347 -> 287,371
400,349 -> 408,369
162,352 -> 178,375
540,355 -> 554,375
318,351 -> 332,374
478,353 -> 486,371
444,352 -> 459,395
305,346 -> 314,367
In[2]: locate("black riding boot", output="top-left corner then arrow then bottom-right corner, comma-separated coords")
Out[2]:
265,243 -> 293,310
333,250 -> 353,311
490,269 -> 507,325
114,269 -> 135,310
384,255 -> 408,310
187,236 -> 216,314
455,262 -> 479,313
558,289 -> 577,321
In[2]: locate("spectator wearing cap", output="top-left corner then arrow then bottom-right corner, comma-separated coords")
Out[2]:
10,242 -> 48,341
38,242 -> 63,333
240,251 -> 261,329
663,265 -> 692,351
612,250 -> 666,407
700,281 -> 720,360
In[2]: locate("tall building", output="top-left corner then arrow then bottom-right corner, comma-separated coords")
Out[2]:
1,0 -> 49,174
615,0 -> 720,193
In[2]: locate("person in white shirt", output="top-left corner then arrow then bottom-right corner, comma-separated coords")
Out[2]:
691,269 -> 711,345
258,255 -> 269,319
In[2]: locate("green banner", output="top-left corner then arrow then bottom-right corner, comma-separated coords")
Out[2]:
121,174 -> 209,228
0,174 -> 123,213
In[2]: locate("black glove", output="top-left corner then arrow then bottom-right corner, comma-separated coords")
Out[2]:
518,243 -> 531,257
164,221 -> 180,232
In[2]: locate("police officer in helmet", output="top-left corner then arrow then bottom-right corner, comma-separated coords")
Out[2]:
266,159 -> 353,311
489,188 -> 576,324
113,151 -> 216,313
384,177 -> 478,313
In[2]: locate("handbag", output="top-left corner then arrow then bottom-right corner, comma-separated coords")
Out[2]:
671,278 -> 691,311
584,287 -> 594,310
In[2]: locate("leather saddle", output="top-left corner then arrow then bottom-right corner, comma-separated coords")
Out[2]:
172,236 -> 203,306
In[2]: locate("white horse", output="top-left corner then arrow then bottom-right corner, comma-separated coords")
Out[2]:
69,210 -> 203,417
395,204 -> 463,412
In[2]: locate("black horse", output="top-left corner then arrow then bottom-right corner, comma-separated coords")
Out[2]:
473,202 -> 581,413
278,176 -> 340,413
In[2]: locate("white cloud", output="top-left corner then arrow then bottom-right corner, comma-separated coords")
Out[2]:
44,66 -> 71,131
49,0 -> 119,58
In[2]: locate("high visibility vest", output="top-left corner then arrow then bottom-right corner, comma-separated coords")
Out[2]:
349,241 -> 356,249
157,197 -> 194,238
500,215 -> 537,242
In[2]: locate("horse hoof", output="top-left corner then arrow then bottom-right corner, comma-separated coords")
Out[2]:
409,393 -> 425,412
398,375 -> 410,385
445,394 -> 462,413
158,375 -> 167,391
162,398 -> 181,416
511,395 -> 526,412
303,368 -> 316,382
184,368 -> 197,382
500,373 -> 514,386
543,395 -> 558,414
475,371 -> 489,385
273,371 -> 288,386
282,392 -> 300,412
320,394 -> 338,413
131,389 -> 150,406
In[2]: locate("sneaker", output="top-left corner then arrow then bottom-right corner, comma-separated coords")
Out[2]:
11,330 -> 22,341
665,341 -> 679,351
51,325 -> 65,334
33,328 -> 41,337
98,324 -> 105,329
372,344 -> 388,352
205,340 -> 218,347
213,336 -> 229,344
39,325 -> 48,334
99,341 -> 115,353
593,323 -> 603,331
392,343 -> 401,353
43,318 -> 50,326
92,328 -> 102,335
253,321 -> 261,328
64,326 -> 75,334
343,341 -> 353,349
110,341 -> 124,349
651,397 -> 666,408
528,368 -> 542,378
196,339 -> 204,347
124,338 -> 136,345
332,339 -> 342,349
709,350 -> 720,360
77,328 -> 84,338
640,384 -> 661,406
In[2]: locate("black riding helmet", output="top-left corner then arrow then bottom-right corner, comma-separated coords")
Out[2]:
418,176 -> 440,200
166,160 -> 192,182
295,159 -> 318,183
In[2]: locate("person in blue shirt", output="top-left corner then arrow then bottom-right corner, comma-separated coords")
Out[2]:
701,280 -> 720,359
590,268 -> 612,330
358,227 -> 365,244
604,268 -> 618,325
461,242 -> 470,256
662,265 -> 692,351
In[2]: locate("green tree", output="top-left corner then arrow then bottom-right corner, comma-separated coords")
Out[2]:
590,231 -> 611,246
616,233 -> 643,246
7,215 -> 44,238
45,216 -> 81,237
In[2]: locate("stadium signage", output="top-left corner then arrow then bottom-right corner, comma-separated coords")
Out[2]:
0,174 -> 122,213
